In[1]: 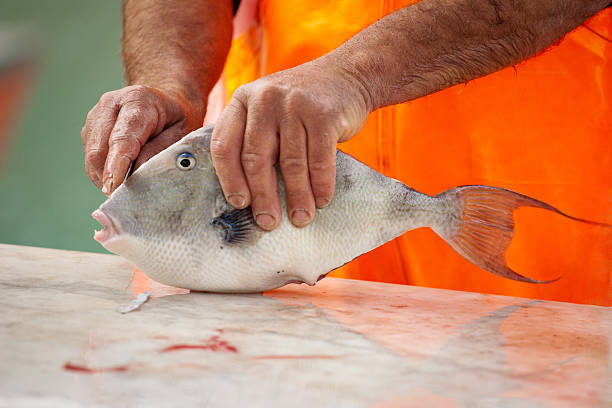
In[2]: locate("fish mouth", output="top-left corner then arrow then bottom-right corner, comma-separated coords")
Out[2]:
92,209 -> 123,245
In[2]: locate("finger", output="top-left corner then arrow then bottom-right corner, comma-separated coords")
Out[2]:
82,99 -> 120,188
241,102 -> 281,230
306,125 -> 337,208
102,101 -> 157,195
210,97 -> 249,209
133,121 -> 186,170
279,118 -> 315,227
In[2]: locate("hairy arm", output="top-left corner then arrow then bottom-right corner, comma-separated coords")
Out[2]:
82,0 -> 232,194
122,0 -> 230,111
334,0 -> 610,110
211,0 -> 608,230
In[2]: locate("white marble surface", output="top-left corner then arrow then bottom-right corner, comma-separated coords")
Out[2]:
0,244 -> 610,408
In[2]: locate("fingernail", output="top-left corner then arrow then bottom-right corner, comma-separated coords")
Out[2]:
102,177 -> 112,196
315,197 -> 331,208
255,213 -> 276,229
227,194 -> 246,208
291,209 -> 312,227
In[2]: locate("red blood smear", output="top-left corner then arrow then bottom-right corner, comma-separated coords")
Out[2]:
161,335 -> 238,353
63,362 -> 129,373
253,355 -> 336,360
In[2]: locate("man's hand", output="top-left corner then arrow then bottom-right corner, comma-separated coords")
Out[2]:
211,58 -> 372,230
212,0 -> 608,231
82,0 -> 232,195
81,85 -> 203,195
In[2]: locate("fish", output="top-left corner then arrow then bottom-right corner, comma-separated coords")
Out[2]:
92,125 -> 607,293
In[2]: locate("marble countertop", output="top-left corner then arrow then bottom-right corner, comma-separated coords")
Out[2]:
1,244 -> 610,407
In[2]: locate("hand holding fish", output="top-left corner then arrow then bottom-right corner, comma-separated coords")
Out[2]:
81,85 -> 204,195
211,57 -> 371,230
83,0 -> 608,230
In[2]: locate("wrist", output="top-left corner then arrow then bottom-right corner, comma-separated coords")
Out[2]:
128,76 -> 207,128
323,43 -> 401,113
164,84 -> 206,129
315,51 -> 375,117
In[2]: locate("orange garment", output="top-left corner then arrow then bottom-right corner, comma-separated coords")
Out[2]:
219,1 -> 612,306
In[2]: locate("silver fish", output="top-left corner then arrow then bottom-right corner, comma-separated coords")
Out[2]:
92,125 -> 602,292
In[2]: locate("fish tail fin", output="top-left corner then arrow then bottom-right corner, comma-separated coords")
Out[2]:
433,185 -> 610,283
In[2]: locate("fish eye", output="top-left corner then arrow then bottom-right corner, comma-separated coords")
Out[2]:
176,152 -> 196,170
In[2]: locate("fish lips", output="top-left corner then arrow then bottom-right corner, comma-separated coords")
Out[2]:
92,209 -> 124,250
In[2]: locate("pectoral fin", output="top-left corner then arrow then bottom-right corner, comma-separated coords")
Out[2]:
212,207 -> 260,245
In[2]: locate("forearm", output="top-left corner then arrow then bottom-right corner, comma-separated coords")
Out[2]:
122,0 -> 233,121
329,0 -> 609,111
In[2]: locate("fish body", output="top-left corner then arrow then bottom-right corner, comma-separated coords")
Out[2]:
93,125 -> 597,292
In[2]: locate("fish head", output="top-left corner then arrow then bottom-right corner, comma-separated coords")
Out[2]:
92,125 -> 222,282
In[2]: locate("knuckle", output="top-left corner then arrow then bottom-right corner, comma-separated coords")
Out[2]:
309,159 -> 335,173
280,155 -> 307,174
120,105 -> 156,130
121,86 -> 159,110
108,132 -> 140,154
124,84 -> 151,99
107,132 -> 130,145
241,151 -> 266,173
253,82 -> 282,102
210,137 -> 232,158
335,119 -> 352,138
85,147 -> 102,161
113,151 -> 134,163
85,106 -> 97,121
85,148 -> 106,168
284,90 -> 306,111
233,85 -> 250,100
123,98 -> 149,112
96,104 -> 119,118
99,92 -> 115,105
222,98 -> 246,118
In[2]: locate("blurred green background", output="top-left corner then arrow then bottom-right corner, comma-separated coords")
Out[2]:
0,1 -> 123,253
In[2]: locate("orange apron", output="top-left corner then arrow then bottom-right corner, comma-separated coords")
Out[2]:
215,1 -> 612,306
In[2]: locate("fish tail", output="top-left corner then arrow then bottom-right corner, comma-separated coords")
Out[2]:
432,185 -> 610,283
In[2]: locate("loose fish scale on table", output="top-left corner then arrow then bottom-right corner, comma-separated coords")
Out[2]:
92,126 -> 609,293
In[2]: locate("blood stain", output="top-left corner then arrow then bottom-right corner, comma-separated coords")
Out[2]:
161,335 -> 238,353
63,362 -> 129,373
